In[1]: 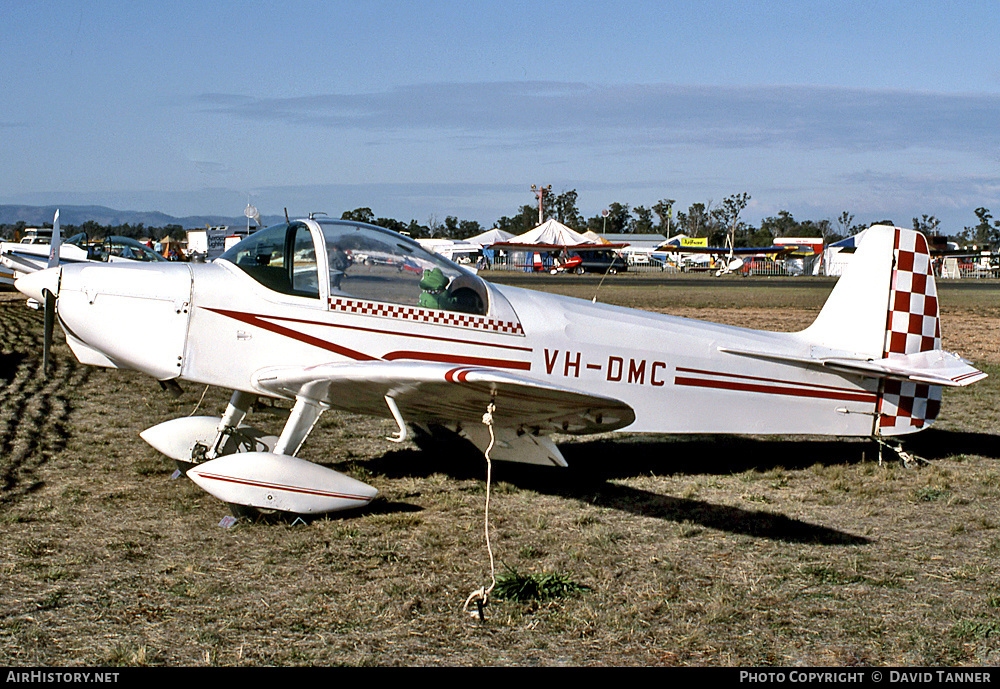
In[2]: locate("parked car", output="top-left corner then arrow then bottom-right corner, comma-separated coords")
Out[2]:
568,249 -> 629,275
741,256 -> 788,276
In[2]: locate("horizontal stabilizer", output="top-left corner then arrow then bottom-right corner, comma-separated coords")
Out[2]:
720,346 -> 986,387
823,350 -> 987,387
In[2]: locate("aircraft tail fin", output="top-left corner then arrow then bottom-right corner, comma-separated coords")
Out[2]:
801,225 -> 982,434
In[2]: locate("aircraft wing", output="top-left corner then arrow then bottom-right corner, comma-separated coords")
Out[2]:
658,244 -> 796,255
250,361 -> 636,434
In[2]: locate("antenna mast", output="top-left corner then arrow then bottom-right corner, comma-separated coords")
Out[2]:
531,184 -> 551,225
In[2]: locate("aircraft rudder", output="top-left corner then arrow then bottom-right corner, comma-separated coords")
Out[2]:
877,227 -> 944,435
882,228 -> 941,359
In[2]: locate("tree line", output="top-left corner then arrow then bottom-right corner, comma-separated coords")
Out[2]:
0,219 -> 188,243
3,192 -> 998,249
345,190 -> 999,249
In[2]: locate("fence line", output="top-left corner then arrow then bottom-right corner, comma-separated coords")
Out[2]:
474,250 -> 998,278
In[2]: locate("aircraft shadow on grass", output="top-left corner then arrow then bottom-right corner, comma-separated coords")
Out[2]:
358,434 -> 929,545
357,428 -> 1000,543
907,428 -> 1000,461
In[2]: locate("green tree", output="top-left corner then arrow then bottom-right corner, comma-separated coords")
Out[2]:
80,219 -> 104,240
796,219 -> 832,239
164,224 -> 186,242
631,205 -> 655,233
341,208 -> 375,223
678,201 -> 711,237
746,226 -> 775,247
375,217 -> 408,235
837,211 -> 863,237
458,219 -> 483,238
443,215 -> 460,238
496,205 -> 539,236
960,207 -> 1000,247
495,215 -> 519,235
406,219 -> 431,238
713,193 -> 750,245
586,203 -> 631,234
912,214 -> 941,235
553,189 -> 584,230
761,210 -> 799,238
605,202 -> 632,233
652,199 -> 675,235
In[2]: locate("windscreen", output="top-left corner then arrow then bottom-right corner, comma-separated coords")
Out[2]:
319,220 -> 486,314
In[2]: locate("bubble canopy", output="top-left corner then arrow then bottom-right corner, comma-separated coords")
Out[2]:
219,219 -> 488,315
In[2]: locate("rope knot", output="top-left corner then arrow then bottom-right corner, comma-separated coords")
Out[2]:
482,401 -> 496,426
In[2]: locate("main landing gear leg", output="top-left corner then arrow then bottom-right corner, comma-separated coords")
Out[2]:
273,396 -> 325,457
201,390 -> 259,461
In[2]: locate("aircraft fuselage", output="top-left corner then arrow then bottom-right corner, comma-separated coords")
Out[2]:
53,259 -> 879,438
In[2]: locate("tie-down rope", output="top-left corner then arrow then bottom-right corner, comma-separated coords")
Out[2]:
463,400 -> 497,620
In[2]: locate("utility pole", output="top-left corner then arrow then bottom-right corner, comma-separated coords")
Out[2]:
531,184 -> 551,225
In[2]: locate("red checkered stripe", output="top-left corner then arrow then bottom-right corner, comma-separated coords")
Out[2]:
878,228 -> 942,431
884,229 -> 941,356
329,297 -> 524,335
878,379 -> 942,432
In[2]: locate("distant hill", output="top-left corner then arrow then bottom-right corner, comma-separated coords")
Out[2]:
0,205 -> 284,229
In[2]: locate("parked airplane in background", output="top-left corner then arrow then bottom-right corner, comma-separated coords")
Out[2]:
658,234 -> 804,276
15,217 -> 986,517
1,211 -> 166,288
416,237 -> 481,265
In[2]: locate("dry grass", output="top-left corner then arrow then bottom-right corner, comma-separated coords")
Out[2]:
1,277 -> 998,667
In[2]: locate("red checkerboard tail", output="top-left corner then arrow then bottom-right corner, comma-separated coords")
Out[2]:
876,228 -> 942,433
799,225 -> 980,436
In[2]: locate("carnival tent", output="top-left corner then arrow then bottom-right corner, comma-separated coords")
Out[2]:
582,230 -> 610,244
511,219 -> 595,246
465,228 -> 515,247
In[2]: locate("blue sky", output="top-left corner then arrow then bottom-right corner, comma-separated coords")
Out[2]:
2,0 -> 998,233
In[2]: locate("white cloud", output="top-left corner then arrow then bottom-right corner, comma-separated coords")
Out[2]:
194,82 -> 1000,156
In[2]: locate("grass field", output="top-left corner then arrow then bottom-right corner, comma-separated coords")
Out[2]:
1,276 -> 998,667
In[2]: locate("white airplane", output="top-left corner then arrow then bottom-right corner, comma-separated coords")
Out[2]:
416,237 -> 482,265
658,233 -> 800,277
1,211 -> 167,288
15,217 -> 986,517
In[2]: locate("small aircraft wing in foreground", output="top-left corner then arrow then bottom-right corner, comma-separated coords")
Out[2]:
16,218 -> 986,516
